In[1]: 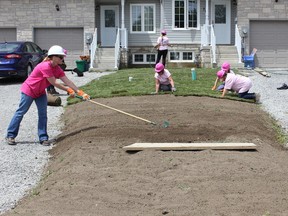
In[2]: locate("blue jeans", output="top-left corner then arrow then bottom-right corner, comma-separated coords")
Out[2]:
160,84 -> 172,91
238,91 -> 255,100
217,83 -> 225,91
7,92 -> 48,142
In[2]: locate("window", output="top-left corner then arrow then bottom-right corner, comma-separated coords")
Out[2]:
183,52 -> 193,60
170,51 -> 194,62
133,53 -> 156,64
146,54 -> 156,63
174,0 -> 199,29
131,4 -> 155,33
134,54 -> 144,63
170,52 -> 180,61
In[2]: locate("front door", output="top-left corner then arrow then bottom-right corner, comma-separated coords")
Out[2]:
211,0 -> 231,44
100,5 -> 119,47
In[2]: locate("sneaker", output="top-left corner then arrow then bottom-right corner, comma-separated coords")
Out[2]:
255,93 -> 261,103
277,83 -> 288,90
40,140 -> 52,146
6,137 -> 16,145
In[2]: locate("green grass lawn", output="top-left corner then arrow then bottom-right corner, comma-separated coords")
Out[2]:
68,67 -> 251,104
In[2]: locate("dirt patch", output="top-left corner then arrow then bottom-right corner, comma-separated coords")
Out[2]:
4,95 -> 288,216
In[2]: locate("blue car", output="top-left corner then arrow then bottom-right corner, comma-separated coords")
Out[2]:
0,41 -> 47,79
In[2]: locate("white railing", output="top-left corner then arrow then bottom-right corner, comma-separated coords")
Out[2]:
201,24 -> 216,65
90,28 -> 97,69
114,29 -> 120,69
114,28 -> 128,69
210,26 -> 216,64
235,24 -> 242,63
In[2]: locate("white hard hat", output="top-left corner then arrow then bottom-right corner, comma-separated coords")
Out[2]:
48,45 -> 66,56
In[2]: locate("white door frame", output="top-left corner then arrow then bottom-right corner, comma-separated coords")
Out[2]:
211,0 -> 231,44
100,5 -> 119,47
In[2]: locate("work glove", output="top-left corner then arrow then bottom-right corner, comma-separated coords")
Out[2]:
171,87 -> 176,92
77,90 -> 90,100
151,92 -> 158,95
211,85 -> 217,90
67,87 -> 75,97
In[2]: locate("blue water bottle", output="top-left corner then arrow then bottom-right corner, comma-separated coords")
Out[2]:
191,68 -> 197,80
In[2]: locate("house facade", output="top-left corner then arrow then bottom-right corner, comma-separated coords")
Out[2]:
0,0 -> 287,69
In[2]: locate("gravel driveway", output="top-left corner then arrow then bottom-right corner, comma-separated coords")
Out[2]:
0,68 -> 287,214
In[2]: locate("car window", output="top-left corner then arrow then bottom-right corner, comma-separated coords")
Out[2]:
31,43 -> 43,53
25,43 -> 35,53
0,43 -> 20,52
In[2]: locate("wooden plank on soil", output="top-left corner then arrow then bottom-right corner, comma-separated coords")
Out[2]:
123,143 -> 257,151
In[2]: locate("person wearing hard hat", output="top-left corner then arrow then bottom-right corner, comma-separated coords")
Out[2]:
154,30 -> 172,67
153,63 -> 176,94
6,45 -> 90,146
211,62 -> 235,91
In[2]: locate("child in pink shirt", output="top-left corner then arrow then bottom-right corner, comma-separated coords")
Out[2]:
217,70 -> 260,103
154,63 -> 176,93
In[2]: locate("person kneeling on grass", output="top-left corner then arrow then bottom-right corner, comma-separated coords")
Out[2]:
217,70 -> 260,103
212,62 -> 235,91
6,45 -> 90,146
153,63 -> 176,94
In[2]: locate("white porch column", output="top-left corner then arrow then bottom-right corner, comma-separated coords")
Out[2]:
160,0 -> 164,30
205,0 -> 209,26
204,0 -> 210,46
121,0 -> 125,29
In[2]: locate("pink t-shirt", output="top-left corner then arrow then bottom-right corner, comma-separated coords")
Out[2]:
21,61 -> 65,98
157,36 -> 169,51
154,69 -> 171,85
224,73 -> 252,93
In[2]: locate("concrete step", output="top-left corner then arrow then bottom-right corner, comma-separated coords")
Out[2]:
216,45 -> 243,69
94,48 -> 115,69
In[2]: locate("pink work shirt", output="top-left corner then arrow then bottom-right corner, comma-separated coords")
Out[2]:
154,69 -> 171,85
224,73 -> 252,93
21,61 -> 65,98
157,36 -> 169,51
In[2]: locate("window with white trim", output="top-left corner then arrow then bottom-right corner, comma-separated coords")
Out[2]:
133,53 -> 156,64
173,0 -> 199,29
131,4 -> 155,33
170,51 -> 194,62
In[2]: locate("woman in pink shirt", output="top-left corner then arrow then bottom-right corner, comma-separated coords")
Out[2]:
6,45 -> 90,146
217,70 -> 260,102
155,30 -> 171,67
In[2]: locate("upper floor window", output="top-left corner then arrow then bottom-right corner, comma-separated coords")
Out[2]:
131,4 -> 155,33
173,0 -> 199,29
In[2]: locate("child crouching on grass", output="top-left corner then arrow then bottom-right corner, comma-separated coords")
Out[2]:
217,70 -> 260,103
212,62 -> 234,91
153,63 -> 176,94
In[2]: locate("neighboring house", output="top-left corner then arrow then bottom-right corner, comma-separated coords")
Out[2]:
0,0 -> 287,69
